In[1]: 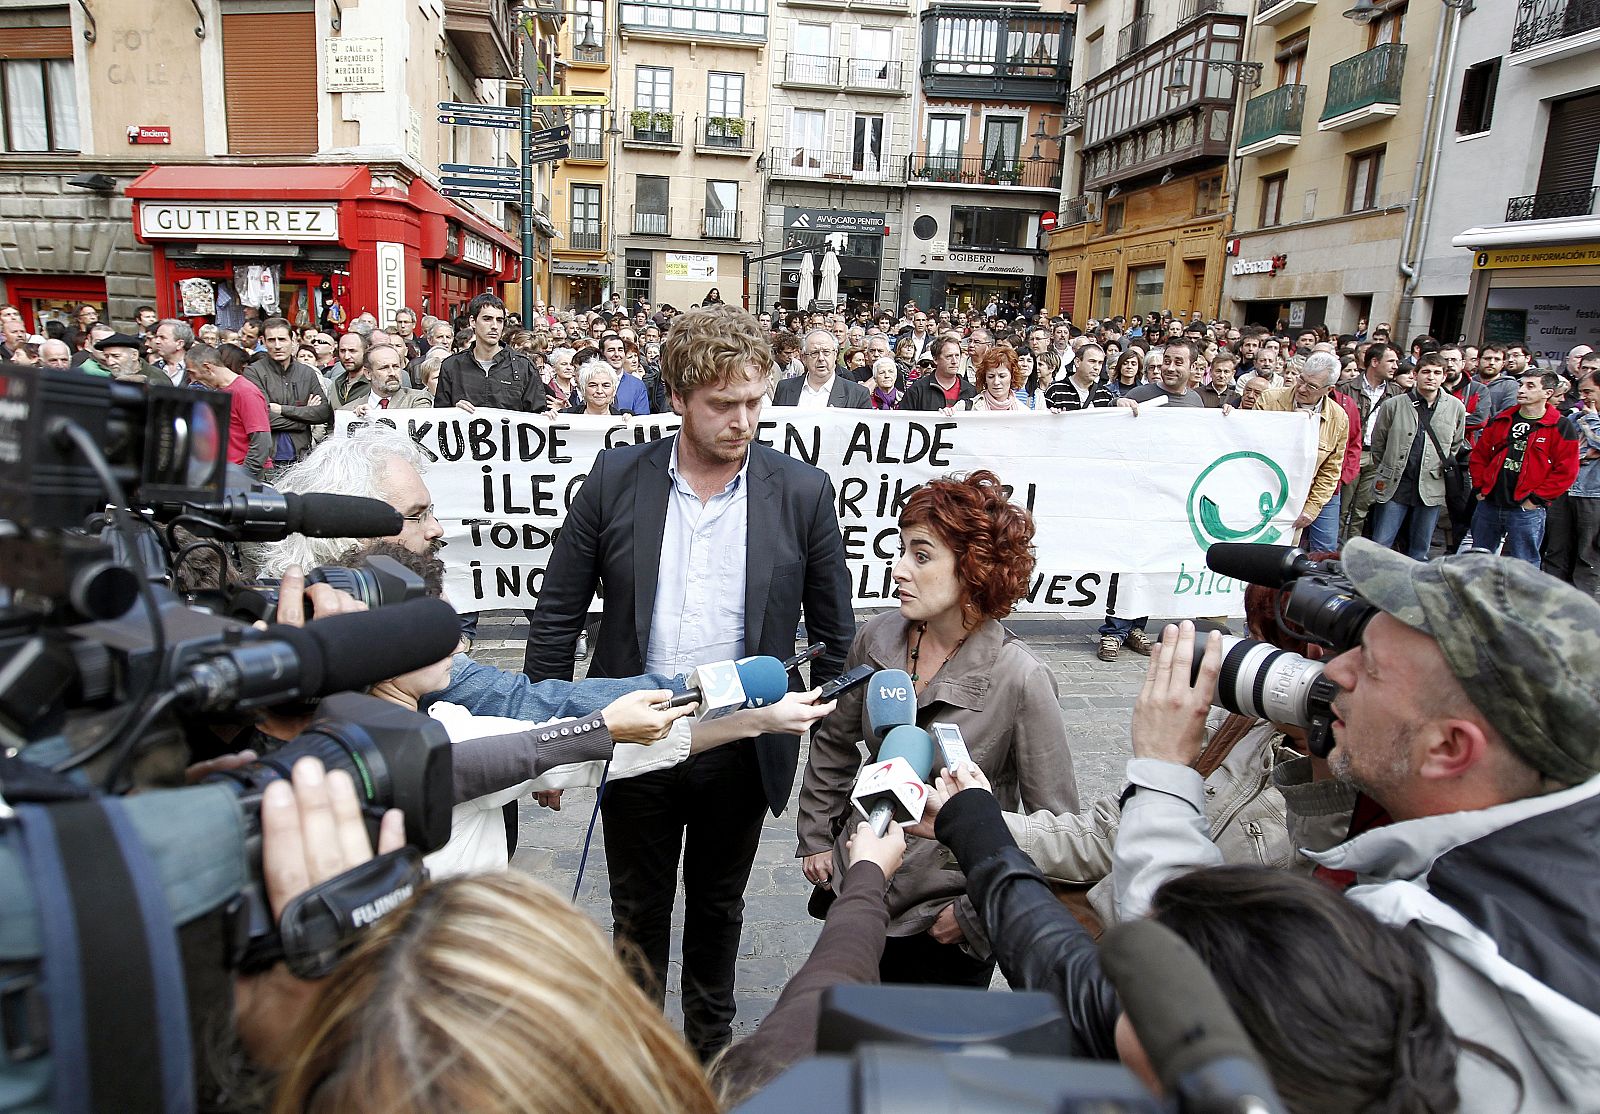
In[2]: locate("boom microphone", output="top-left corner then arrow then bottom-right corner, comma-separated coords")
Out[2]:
853,723 -> 939,837
175,596 -> 463,711
661,655 -> 791,718
1098,919 -> 1288,1114
1204,543 -> 1334,589
186,487 -> 404,542
864,668 -> 917,740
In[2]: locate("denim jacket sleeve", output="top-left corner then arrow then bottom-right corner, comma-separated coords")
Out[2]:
438,653 -> 676,722
1112,758 -> 1223,921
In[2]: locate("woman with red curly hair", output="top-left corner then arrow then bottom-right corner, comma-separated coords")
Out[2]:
796,471 -> 1080,987
966,344 -> 1033,411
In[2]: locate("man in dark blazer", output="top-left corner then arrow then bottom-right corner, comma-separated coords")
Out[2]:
523,304 -> 855,1060
772,328 -> 872,409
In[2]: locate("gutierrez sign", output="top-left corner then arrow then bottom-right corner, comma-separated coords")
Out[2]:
137,203 -> 341,242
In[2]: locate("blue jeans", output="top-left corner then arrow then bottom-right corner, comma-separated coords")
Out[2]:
1370,499 -> 1443,562
1470,501 -> 1547,566
1302,493 -> 1341,554
1099,615 -> 1148,641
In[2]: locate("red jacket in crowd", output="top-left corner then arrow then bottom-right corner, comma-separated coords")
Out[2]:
1468,403 -> 1581,504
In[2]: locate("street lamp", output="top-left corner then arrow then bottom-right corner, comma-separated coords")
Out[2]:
1341,0 -> 1383,23
1163,57 -> 1263,95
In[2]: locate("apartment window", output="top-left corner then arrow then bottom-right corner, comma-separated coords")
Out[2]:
707,72 -> 743,120
223,10 -> 316,154
1130,265 -> 1165,317
573,0 -> 605,46
852,114 -> 885,175
1275,31 -> 1308,87
1260,173 -> 1287,226
1092,269 -> 1114,319
635,66 -> 672,111
790,22 -> 832,83
850,27 -> 894,88
1196,174 -> 1225,215
1369,1 -> 1407,47
982,117 -> 1023,173
1455,59 -> 1500,136
571,184 -> 603,250
1103,199 -> 1125,234
927,113 -> 963,171
1347,148 -> 1384,212
571,106 -> 603,158
705,180 -> 738,238
635,175 -> 670,235
951,207 -> 1031,250
788,108 -> 826,169
1,54 -> 77,153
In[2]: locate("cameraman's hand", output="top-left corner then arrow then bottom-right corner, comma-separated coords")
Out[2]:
904,763 -> 992,840
846,820 -> 906,878
273,565 -> 368,628
602,689 -> 694,744
1130,621 -> 1221,768
235,757 -> 405,1068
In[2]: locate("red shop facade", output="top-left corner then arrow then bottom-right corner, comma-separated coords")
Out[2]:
126,164 -> 518,332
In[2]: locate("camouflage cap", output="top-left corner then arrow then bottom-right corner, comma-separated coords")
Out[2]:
1341,538 -> 1600,783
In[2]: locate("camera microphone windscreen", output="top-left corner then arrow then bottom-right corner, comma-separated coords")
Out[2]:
265,597 -> 462,698
865,669 -> 917,740
1205,543 -> 1318,589
285,493 -> 403,539
1098,918 -> 1287,1113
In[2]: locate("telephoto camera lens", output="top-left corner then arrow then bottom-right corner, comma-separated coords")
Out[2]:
1191,635 -> 1329,730
1282,581 -> 1380,653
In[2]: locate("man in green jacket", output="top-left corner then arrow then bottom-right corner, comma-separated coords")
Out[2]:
1368,353 -> 1466,560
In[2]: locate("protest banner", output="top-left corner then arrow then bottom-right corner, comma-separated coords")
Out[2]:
334,407 -> 1318,618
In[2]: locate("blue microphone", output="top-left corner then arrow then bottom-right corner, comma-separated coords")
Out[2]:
854,724 -> 940,837
865,668 -> 917,740
662,654 -> 790,717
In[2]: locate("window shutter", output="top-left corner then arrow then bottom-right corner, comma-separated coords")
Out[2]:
221,12 -> 317,155
1537,90 -> 1600,196
0,27 -> 71,60
1058,273 -> 1076,317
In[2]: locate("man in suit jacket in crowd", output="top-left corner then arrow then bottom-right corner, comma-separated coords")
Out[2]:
772,328 -> 872,409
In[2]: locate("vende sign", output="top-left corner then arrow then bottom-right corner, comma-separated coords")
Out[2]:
138,202 -> 340,241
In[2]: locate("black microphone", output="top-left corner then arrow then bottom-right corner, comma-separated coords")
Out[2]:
1204,543 -> 1334,589
1098,919 -> 1288,1114
186,487 -> 403,542
176,597 -> 462,711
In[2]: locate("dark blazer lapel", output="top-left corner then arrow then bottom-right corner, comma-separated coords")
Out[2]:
829,378 -> 852,408
632,438 -> 674,666
744,446 -> 782,655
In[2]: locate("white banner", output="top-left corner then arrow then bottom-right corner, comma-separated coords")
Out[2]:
334,408 -> 1319,619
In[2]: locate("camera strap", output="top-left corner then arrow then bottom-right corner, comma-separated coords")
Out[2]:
13,798 -> 194,1114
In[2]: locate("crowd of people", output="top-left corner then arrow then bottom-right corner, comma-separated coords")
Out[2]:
9,293 -> 1600,1111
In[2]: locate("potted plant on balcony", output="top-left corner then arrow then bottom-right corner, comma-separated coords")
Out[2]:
707,116 -> 745,146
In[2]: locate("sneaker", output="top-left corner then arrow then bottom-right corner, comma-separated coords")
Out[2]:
1097,635 -> 1121,662
1125,628 -> 1154,656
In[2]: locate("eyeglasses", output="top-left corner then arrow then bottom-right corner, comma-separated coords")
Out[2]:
401,505 -> 439,525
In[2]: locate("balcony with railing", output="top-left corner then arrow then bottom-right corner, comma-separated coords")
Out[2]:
845,57 -> 905,94
1060,195 -> 1095,227
906,153 -> 1062,191
570,40 -> 609,65
631,207 -> 673,236
918,8 -> 1073,102
702,210 -> 742,239
622,110 -> 683,148
1238,84 -> 1306,156
1256,0 -> 1315,26
1179,0 -> 1222,23
1511,0 -> 1600,63
618,0 -> 767,41
1117,12 -> 1151,59
569,134 -> 609,161
768,147 -> 907,184
444,0 -> 519,79
1080,10 -> 1245,191
783,53 -> 840,87
1506,187 -> 1598,221
696,116 -> 756,153
561,220 -> 607,252
1319,43 -> 1406,131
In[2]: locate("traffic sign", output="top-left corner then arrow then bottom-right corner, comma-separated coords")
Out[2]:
528,124 -> 572,145
528,94 -> 608,106
527,145 -> 570,165
441,186 -> 521,202
438,114 -> 519,130
438,100 -> 519,117
440,163 -> 519,180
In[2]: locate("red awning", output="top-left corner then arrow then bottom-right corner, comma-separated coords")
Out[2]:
409,177 -> 519,255
125,164 -> 370,201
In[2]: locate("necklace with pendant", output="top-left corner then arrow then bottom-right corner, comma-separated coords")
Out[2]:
908,621 -> 968,683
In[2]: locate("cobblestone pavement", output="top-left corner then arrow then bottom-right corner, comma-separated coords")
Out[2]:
471,612 -> 1162,1038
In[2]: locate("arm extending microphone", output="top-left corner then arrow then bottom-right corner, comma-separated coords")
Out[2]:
660,656 -> 790,719
853,723 -> 939,837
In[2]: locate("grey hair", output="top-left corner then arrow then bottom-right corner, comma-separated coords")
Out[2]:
349,319 -> 375,340
244,425 -> 427,578
157,319 -> 193,346
1302,352 -> 1340,385
549,346 -> 576,368
577,357 -> 616,391
871,356 -> 897,377
801,328 -> 836,353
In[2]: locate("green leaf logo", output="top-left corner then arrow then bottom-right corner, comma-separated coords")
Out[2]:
1186,452 -> 1290,550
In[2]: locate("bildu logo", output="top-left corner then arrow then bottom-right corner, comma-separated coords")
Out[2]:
1186,451 -> 1290,549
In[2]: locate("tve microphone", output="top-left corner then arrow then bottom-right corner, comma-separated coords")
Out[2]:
1204,543 -> 1338,589
175,597 -> 463,711
1099,919 -> 1288,1114
661,655 -> 789,719
853,724 -> 938,837
864,668 -> 917,741
186,486 -> 404,542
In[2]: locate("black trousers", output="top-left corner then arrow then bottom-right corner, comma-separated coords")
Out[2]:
600,741 -> 768,1061
878,928 -> 997,988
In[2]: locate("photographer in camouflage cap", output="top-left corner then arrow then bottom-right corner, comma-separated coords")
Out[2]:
1114,538 -> 1600,1112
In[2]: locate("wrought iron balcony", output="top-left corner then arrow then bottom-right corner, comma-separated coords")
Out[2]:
623,109 -> 683,147
698,116 -> 756,152
1320,43 -> 1406,130
631,206 -> 673,236
1238,84 -> 1305,155
783,53 -> 840,86
845,57 -> 904,93
768,147 -> 907,184
1060,195 -> 1094,227
1512,0 -> 1600,55
702,210 -> 742,239
1505,187 -> 1598,221
1118,12 -> 1151,58
1256,0 -> 1316,25
569,134 -> 609,161
1179,0 -> 1222,24
906,153 -> 1062,190
919,7 -> 1073,102
1061,88 -> 1086,135
561,220 -> 607,252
